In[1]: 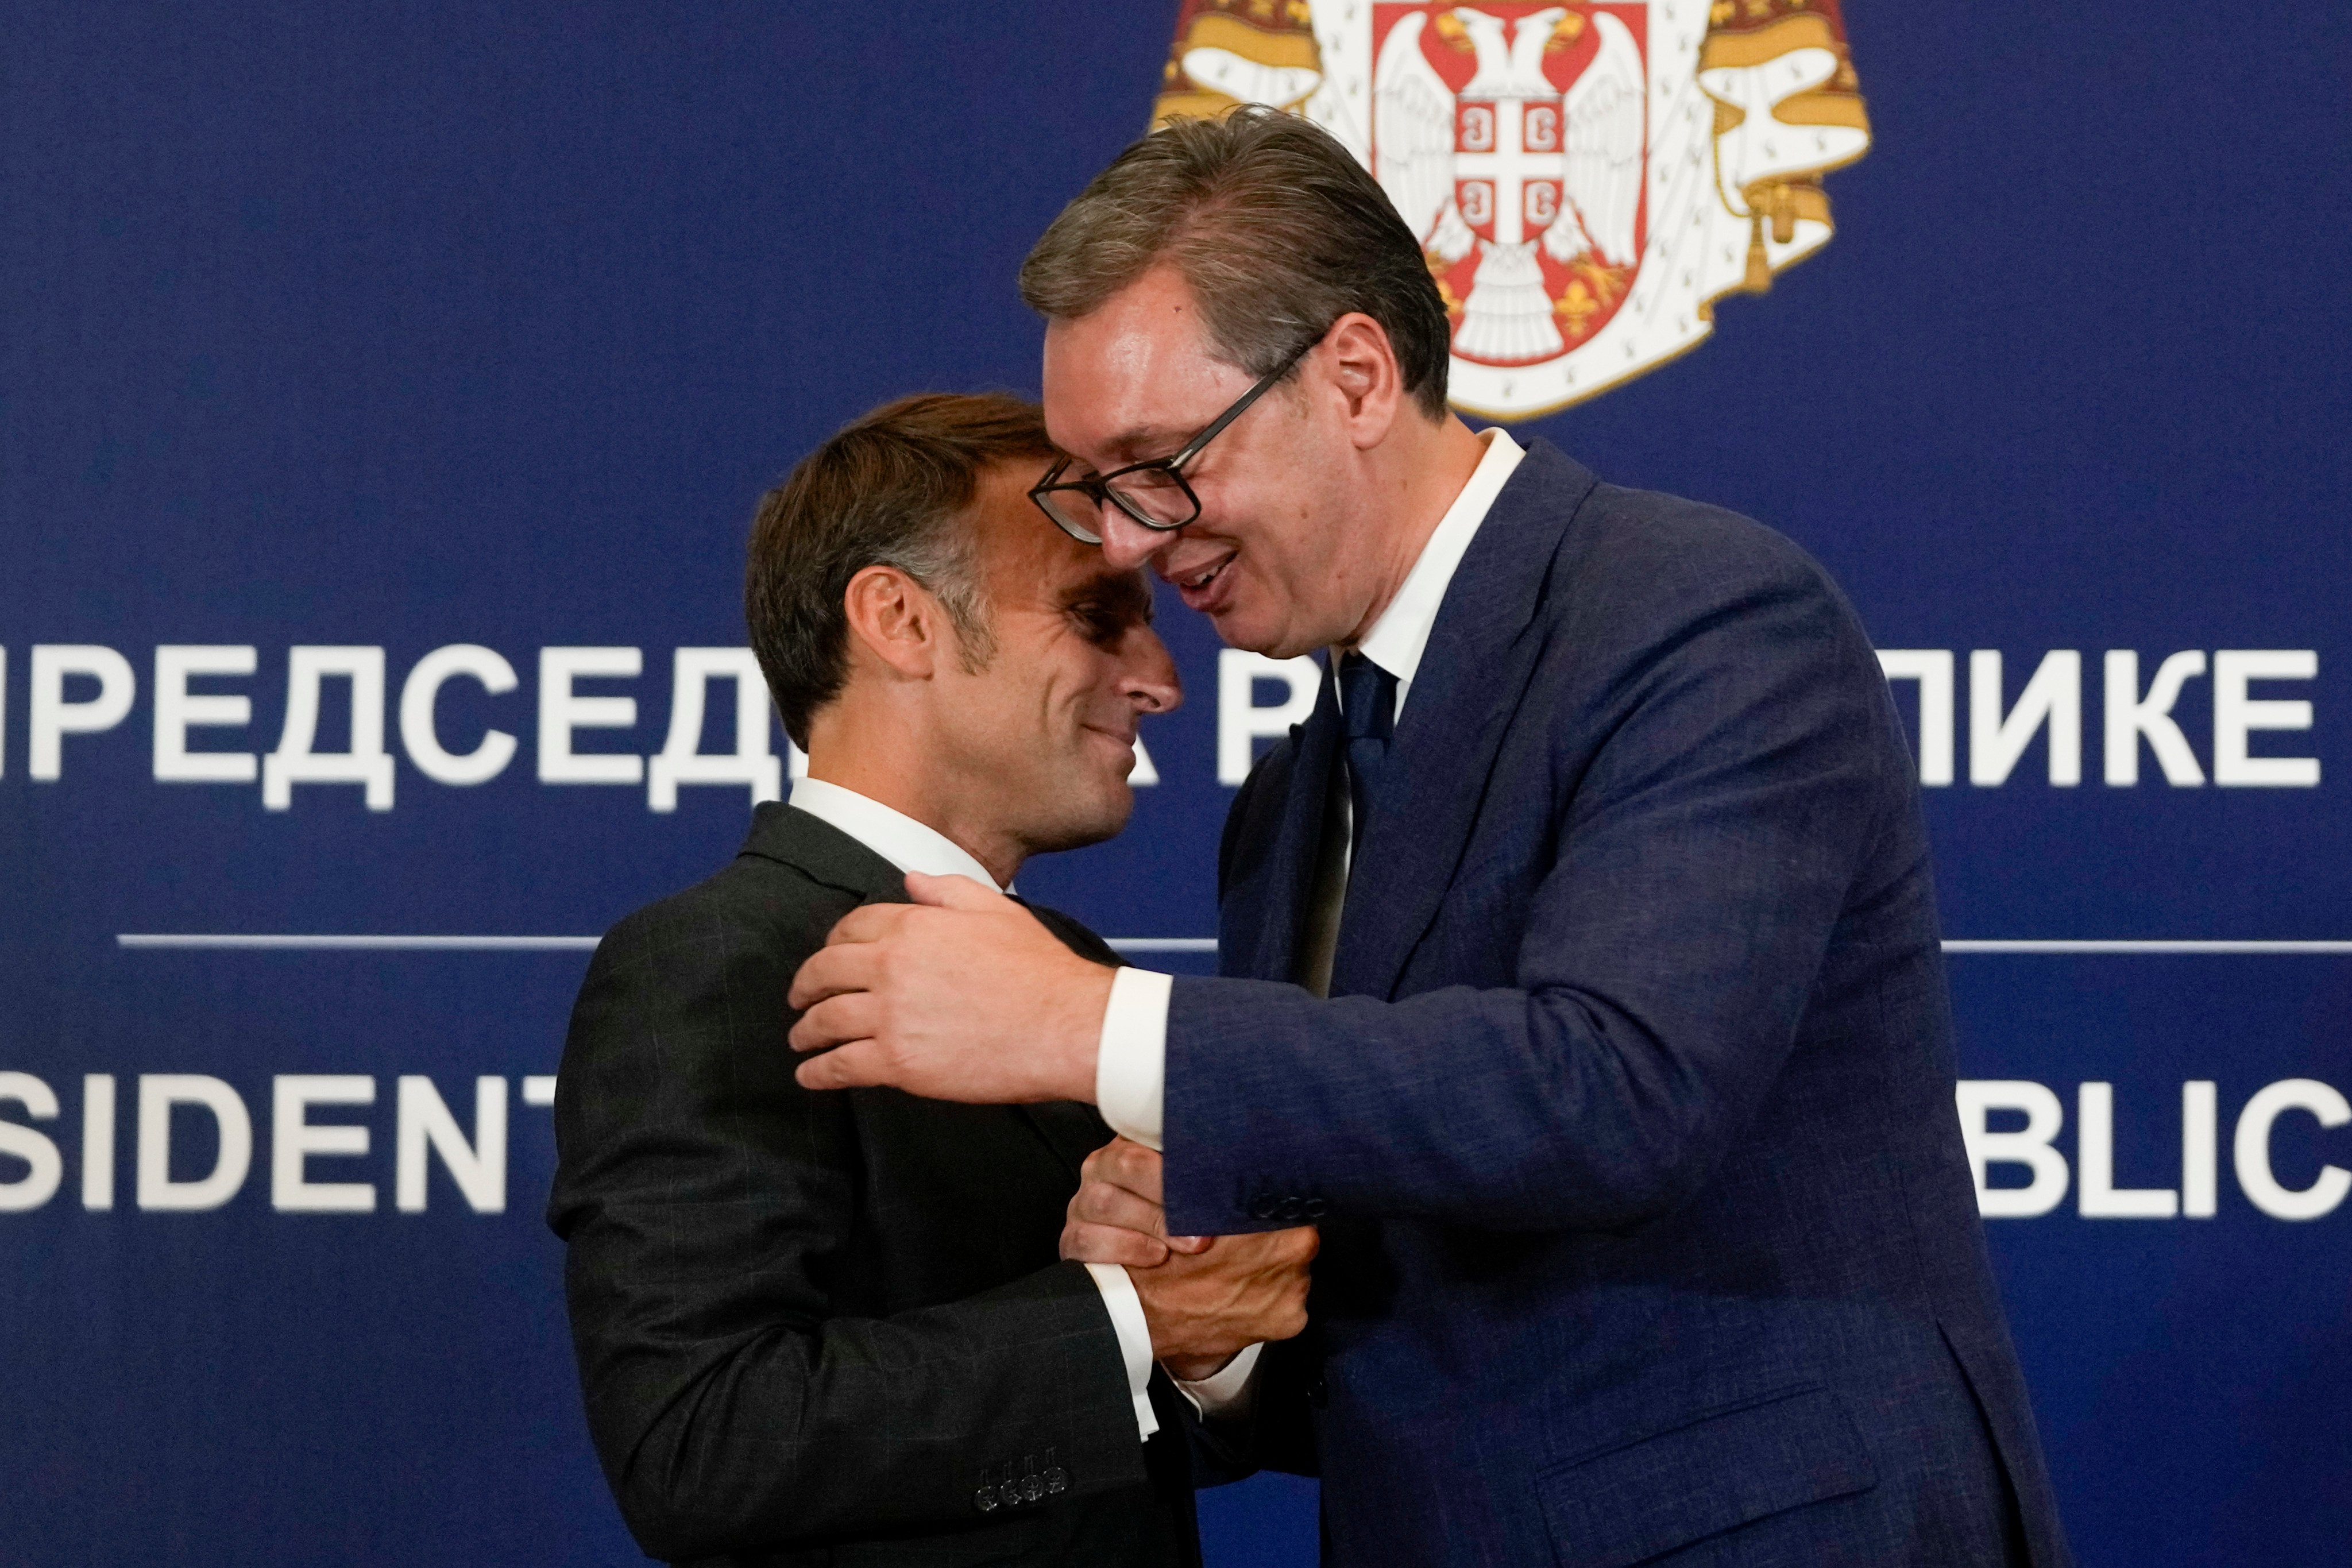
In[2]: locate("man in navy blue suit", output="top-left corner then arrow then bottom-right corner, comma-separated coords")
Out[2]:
788,110 -> 2071,1566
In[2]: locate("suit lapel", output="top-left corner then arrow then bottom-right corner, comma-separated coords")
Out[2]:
1330,441 -> 1597,1001
1014,1100 -> 1114,1179
1223,660 -> 1342,983
997,901 -> 1123,1171
739,801 -> 1113,1177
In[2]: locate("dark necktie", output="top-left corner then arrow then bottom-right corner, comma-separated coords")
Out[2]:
1295,652 -> 1398,998
1338,652 -> 1397,853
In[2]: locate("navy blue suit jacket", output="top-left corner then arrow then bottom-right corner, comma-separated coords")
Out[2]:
1164,442 -> 2069,1567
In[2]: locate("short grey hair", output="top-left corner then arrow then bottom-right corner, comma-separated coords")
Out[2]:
1018,107 -> 1452,418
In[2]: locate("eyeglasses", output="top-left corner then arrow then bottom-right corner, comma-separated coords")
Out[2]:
1029,334 -> 1321,545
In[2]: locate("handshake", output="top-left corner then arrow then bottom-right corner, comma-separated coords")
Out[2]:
1061,1137 -> 1319,1384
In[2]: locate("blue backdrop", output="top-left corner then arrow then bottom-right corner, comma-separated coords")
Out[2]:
2,3 -> 2346,1564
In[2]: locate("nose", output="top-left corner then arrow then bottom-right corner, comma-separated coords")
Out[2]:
1122,625 -> 1183,716
1097,507 -> 1175,574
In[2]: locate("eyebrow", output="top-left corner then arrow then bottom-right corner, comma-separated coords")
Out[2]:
1095,426 -> 1192,466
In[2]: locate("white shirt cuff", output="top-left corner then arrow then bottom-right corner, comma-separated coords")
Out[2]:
1083,1262 -> 1160,1440
1173,1340 -> 1264,1423
1096,968 -> 1170,1152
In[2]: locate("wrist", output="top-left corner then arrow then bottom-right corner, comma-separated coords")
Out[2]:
1161,1351 -> 1236,1384
1051,956 -> 1114,1102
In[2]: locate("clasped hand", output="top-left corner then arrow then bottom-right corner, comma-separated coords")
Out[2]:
1061,1137 -> 1316,1383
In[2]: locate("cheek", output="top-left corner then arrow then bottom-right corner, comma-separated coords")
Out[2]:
943,667 -> 1035,755
1011,654 -> 1092,744
1241,507 -> 1331,605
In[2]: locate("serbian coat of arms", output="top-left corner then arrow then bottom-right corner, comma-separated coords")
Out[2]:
1152,1 -> 1871,420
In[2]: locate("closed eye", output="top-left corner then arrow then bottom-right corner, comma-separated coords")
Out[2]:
1068,603 -> 1128,648
1064,572 -> 1155,648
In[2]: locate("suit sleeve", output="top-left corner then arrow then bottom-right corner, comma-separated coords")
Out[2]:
547,895 -> 1146,1562
1163,539 -> 1899,1235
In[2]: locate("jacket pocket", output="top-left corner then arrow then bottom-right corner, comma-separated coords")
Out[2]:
1538,1385 -> 1879,1567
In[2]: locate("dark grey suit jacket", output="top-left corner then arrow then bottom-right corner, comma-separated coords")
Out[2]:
1167,441 -> 2069,1567
548,804 -> 1200,1566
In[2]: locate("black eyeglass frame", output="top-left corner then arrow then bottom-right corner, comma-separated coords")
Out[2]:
1028,333 -> 1322,544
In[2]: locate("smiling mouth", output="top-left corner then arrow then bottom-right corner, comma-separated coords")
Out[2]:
1177,553 -> 1235,593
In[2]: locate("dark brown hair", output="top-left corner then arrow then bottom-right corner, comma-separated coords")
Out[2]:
1018,107 -> 1451,418
744,392 -> 1055,747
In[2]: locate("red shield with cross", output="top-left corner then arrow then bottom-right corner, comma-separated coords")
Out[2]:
1370,3 -> 1651,367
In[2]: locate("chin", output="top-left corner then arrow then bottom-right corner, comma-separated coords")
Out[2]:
1023,782 -> 1133,859
1209,605 -> 1279,656
1211,597 -> 1313,661
1223,616 -> 1316,661
1084,781 -> 1136,841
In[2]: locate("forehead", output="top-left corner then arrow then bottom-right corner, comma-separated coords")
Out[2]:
965,461 -> 1124,600
1040,265 -> 1255,464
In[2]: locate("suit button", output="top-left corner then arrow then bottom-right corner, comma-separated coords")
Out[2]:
1306,1373 -> 1328,1407
1045,1467 -> 1068,1495
1301,1198 -> 1329,1219
1275,1197 -> 1304,1221
1249,1196 -> 1280,1221
974,1485 -> 999,1513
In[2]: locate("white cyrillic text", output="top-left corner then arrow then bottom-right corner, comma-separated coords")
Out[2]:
263,647 -> 396,810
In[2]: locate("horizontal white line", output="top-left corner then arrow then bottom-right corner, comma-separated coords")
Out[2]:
116,933 -> 1225,955
118,934 -> 602,951
1940,940 -> 2352,955
114,936 -> 2352,957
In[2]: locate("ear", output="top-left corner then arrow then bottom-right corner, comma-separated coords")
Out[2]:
841,565 -> 945,680
1318,311 -> 1408,451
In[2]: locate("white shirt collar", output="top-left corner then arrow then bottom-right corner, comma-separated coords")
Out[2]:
787,777 -> 1011,894
1350,426 -> 1525,718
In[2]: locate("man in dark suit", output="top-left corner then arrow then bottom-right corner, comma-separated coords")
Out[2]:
785,115 -> 2073,1566
547,391 -> 1315,1566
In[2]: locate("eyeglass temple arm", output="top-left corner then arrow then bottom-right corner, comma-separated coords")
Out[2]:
1165,339 -> 1318,472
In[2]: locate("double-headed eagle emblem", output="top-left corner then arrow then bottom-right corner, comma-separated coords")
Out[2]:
1154,1 -> 1872,420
